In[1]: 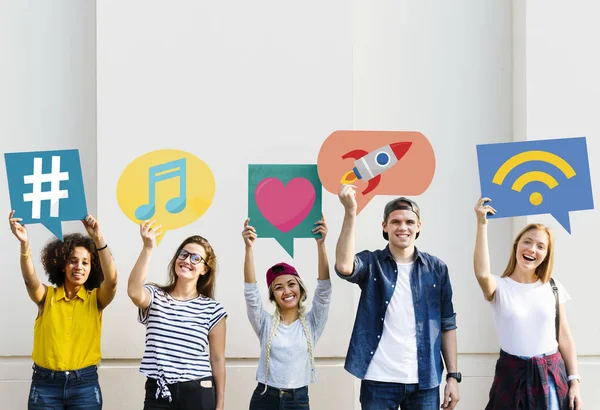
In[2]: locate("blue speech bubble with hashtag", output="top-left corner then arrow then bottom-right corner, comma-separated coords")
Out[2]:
476,137 -> 594,234
4,149 -> 88,240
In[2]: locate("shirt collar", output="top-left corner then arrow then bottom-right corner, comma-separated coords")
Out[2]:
56,285 -> 89,301
382,244 -> 428,268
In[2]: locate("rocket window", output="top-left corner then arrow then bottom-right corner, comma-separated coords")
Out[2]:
376,152 -> 390,166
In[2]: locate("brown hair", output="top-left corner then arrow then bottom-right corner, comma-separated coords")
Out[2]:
501,223 -> 554,283
157,235 -> 218,299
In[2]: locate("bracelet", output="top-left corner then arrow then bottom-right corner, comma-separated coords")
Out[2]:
96,244 -> 108,251
21,247 -> 31,258
567,374 -> 580,382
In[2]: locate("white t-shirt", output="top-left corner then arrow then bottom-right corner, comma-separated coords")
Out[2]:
364,262 -> 418,383
491,275 -> 571,357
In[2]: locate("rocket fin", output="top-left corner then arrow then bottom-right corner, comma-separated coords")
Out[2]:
362,175 -> 381,195
342,149 -> 368,160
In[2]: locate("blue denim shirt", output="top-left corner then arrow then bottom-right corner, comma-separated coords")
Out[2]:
335,245 -> 457,389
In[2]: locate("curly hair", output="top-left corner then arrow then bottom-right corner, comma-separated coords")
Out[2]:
41,233 -> 104,289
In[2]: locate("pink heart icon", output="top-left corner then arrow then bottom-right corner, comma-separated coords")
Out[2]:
255,177 -> 316,233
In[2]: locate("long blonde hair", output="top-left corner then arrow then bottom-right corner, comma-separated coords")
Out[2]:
263,276 -> 315,390
502,223 -> 555,283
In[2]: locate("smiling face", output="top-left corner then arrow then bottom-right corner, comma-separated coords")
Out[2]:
175,243 -> 208,281
270,274 -> 303,311
382,209 -> 422,250
63,246 -> 92,287
515,228 -> 549,272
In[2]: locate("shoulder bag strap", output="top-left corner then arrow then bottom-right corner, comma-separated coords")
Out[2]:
549,278 -> 559,342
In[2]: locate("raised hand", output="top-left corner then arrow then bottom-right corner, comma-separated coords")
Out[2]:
312,213 -> 328,244
82,214 -> 103,242
338,184 -> 358,213
242,218 -> 257,248
140,220 -> 162,249
474,197 -> 496,225
8,210 -> 28,244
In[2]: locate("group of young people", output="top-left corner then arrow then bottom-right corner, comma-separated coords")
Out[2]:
8,184 -> 582,410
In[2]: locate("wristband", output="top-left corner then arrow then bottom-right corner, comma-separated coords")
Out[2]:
21,247 -> 31,258
96,244 -> 108,251
567,374 -> 580,383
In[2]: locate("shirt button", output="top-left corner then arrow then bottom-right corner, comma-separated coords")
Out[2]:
378,335 -> 381,338
385,301 -> 389,304
374,278 -> 377,281
433,284 -> 436,288
370,351 -> 374,355
392,285 -> 395,288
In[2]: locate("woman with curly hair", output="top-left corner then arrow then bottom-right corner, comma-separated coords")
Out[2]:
127,220 -> 227,410
8,210 -> 118,410
241,215 -> 331,410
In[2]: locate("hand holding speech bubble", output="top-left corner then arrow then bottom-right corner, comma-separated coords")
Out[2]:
4,149 -> 88,240
476,136 -> 594,233
248,164 -> 322,257
317,131 -> 436,214
117,149 -> 215,244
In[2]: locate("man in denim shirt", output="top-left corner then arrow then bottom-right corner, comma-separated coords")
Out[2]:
335,185 -> 460,410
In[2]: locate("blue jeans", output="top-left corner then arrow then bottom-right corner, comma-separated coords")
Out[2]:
518,351 -> 560,410
249,383 -> 310,410
28,363 -> 102,409
360,380 -> 440,410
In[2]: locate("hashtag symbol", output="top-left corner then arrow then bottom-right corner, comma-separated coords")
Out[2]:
23,156 -> 70,219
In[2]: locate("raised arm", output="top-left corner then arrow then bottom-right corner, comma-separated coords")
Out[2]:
9,210 -> 47,305
241,218 -> 268,335
473,198 -> 498,301
127,220 -> 161,310
242,218 -> 257,284
335,185 -> 358,275
312,213 -> 330,281
82,215 -> 117,310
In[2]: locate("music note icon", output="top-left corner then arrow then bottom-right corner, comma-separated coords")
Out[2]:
135,158 -> 187,220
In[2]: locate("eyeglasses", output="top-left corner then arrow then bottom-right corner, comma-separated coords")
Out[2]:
177,249 -> 206,265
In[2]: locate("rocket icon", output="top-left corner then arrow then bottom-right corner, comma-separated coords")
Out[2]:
340,141 -> 413,195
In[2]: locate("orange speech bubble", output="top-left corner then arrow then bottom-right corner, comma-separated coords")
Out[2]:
317,131 -> 436,214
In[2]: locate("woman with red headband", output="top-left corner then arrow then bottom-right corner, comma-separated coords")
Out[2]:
241,215 -> 331,410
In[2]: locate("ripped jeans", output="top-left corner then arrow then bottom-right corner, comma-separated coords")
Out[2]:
28,363 -> 102,409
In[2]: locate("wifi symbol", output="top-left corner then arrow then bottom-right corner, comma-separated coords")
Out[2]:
493,150 -> 576,206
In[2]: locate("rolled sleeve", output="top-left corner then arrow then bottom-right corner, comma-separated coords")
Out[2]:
441,312 -> 457,331
439,263 -> 457,331
335,252 -> 369,284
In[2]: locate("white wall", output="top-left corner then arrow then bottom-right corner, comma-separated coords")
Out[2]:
522,0 -> 600,405
1,1 -> 597,409
0,1 -> 97,408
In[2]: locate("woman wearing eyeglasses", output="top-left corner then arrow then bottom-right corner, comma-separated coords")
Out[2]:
127,220 -> 227,410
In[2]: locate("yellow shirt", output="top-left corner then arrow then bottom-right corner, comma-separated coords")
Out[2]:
32,285 -> 102,370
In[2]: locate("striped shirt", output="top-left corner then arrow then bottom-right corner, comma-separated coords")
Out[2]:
138,284 -> 227,400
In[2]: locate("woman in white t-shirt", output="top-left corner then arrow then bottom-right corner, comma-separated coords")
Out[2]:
127,220 -> 227,410
473,198 -> 582,410
241,216 -> 332,410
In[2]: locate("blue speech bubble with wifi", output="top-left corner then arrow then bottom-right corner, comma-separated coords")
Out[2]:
476,137 -> 594,233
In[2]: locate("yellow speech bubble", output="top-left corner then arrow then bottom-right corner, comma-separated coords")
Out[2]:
116,149 -> 215,244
